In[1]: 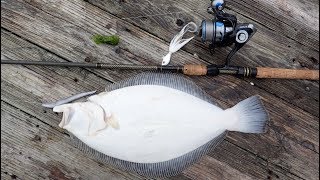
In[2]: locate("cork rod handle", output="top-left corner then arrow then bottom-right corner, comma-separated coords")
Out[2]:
183,65 -> 207,76
256,67 -> 319,80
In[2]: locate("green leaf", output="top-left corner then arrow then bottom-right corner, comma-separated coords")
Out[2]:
92,34 -> 120,45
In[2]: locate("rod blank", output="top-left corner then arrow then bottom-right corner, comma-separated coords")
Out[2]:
0,60 -> 182,72
1,60 -> 319,80
1,60 -> 98,68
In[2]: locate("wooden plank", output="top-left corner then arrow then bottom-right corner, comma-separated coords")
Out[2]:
2,0 -> 318,150
1,0 -> 319,179
2,99 -> 299,180
183,156 -> 255,180
0,50 -> 190,180
207,139 -> 303,180
1,29 -> 266,180
87,0 -> 319,51
227,0 -> 319,51
0,30 -> 304,180
1,101 -> 144,180
0,67 -> 303,180
193,76 -> 319,179
86,0 -> 320,117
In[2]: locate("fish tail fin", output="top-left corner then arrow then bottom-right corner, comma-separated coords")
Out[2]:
226,96 -> 269,133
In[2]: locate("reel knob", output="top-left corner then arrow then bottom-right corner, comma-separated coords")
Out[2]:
236,30 -> 249,43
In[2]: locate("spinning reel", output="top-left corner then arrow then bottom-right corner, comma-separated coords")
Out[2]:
199,0 -> 256,66
1,0 -> 319,81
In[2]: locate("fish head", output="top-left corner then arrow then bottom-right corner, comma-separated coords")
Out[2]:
53,102 -> 108,136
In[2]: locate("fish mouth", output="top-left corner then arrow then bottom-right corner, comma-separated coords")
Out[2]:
53,106 -> 74,129
53,102 -> 119,136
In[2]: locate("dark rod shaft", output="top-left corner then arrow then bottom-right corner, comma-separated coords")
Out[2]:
1,60 -> 183,72
1,60 -> 98,68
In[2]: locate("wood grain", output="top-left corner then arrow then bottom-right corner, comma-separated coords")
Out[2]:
1,29 -> 315,180
227,0 -> 319,51
1,29 -> 268,180
1,0 -> 319,179
87,0 -> 319,117
1,101 -> 144,180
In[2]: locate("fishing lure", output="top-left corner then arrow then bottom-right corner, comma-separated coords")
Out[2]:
51,73 -> 269,178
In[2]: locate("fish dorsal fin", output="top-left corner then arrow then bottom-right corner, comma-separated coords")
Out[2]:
105,72 -> 217,105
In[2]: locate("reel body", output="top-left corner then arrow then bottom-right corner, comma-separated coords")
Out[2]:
199,0 -> 256,65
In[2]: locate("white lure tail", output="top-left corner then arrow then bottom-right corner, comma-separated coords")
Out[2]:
162,22 -> 198,66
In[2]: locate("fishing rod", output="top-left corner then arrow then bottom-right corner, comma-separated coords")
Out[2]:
1,1 -> 318,80
1,60 -> 319,80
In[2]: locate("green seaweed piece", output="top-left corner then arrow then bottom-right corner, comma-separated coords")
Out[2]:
92,34 -> 120,45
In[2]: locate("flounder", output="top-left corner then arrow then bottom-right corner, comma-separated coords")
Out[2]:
52,73 -> 269,178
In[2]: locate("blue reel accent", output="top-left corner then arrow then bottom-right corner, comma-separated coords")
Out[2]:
215,2 -> 222,9
201,21 -> 206,43
215,22 -> 224,27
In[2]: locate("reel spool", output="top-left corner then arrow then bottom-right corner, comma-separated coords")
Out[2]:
199,0 -> 257,65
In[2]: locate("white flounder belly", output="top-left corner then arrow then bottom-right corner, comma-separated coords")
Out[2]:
70,85 -> 229,163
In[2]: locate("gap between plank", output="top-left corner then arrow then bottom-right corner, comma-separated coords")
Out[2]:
224,138 -> 307,180
1,27 -> 114,85
1,3 -> 318,178
84,0 -> 319,117
2,2 -> 318,154
1,100 -> 70,138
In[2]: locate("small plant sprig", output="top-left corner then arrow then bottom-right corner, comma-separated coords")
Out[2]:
92,34 -> 120,45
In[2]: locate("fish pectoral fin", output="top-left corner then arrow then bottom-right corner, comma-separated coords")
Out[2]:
53,105 -> 74,128
105,113 -> 120,130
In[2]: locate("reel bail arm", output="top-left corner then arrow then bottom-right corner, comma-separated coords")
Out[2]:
199,0 -> 257,66
225,23 -> 257,66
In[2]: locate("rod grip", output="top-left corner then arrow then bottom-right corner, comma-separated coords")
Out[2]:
256,67 -> 319,80
183,65 -> 207,76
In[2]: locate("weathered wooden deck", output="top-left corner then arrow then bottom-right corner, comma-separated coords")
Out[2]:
1,0 -> 319,179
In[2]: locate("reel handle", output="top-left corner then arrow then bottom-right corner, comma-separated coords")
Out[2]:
256,67 -> 319,80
